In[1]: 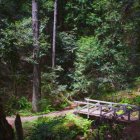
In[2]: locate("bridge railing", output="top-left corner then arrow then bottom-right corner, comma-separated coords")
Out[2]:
74,98 -> 140,121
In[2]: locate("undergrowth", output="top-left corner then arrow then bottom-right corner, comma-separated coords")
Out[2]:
24,114 -> 92,140
23,114 -> 125,140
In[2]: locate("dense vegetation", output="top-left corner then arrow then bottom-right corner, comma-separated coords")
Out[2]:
0,0 -> 140,139
23,114 -> 125,140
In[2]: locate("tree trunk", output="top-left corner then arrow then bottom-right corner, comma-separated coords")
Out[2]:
32,0 -> 41,112
15,114 -> 24,140
52,0 -> 58,68
0,104 -> 14,140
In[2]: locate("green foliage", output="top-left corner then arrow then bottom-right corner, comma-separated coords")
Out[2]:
56,32 -> 77,87
41,67 -> 65,95
74,37 -> 101,94
119,95 -> 140,106
23,121 -> 37,140
23,115 -> 124,140
38,99 -> 54,113
16,97 -> 31,110
28,114 -> 92,140
116,110 -> 124,115
72,0 -> 139,95
74,35 -> 130,95
65,114 -> 92,136
0,0 -> 140,124
92,123 -> 124,140
41,67 -> 72,110
133,96 -> 140,105
2,95 -> 31,115
120,98 -> 132,104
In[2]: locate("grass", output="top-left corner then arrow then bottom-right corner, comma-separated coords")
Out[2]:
18,109 -> 53,117
23,121 -> 37,140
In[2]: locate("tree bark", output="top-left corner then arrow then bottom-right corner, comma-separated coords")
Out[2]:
0,104 -> 14,140
52,0 -> 58,68
32,0 -> 41,112
15,114 -> 24,140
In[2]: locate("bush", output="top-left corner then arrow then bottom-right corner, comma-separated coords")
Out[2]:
16,97 -> 31,110
41,68 -> 72,110
119,96 -> 140,106
92,123 -> 124,140
133,96 -> 140,105
4,96 -> 31,115
120,98 -> 132,104
29,114 -> 92,140
38,99 -> 54,113
24,114 -> 125,140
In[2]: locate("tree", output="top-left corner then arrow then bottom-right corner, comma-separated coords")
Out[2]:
0,103 -> 14,140
73,0 -> 135,94
15,114 -> 24,140
52,0 -> 58,68
32,0 -> 41,112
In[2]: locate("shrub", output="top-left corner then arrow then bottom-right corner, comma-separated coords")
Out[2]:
38,99 -> 54,113
92,123 -> 124,140
41,68 -> 71,110
16,97 -> 31,110
120,98 -> 132,104
29,114 -> 92,140
133,96 -> 140,105
6,96 -> 31,115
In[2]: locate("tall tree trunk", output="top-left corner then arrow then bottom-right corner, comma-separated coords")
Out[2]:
32,0 -> 41,112
52,0 -> 58,68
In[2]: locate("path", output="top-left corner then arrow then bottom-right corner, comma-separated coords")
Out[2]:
6,109 -> 74,127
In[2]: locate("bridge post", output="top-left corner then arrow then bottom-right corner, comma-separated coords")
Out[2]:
110,104 -> 112,110
99,105 -> 102,115
138,108 -> 140,120
128,110 -> 130,121
87,99 -> 89,119
113,108 -> 116,118
75,103 -> 78,115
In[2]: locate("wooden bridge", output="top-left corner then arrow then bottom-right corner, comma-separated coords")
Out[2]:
74,98 -> 140,122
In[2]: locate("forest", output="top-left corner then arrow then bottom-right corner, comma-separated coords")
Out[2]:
0,0 -> 140,140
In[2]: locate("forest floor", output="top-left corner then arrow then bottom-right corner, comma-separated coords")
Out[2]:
6,109 -> 74,127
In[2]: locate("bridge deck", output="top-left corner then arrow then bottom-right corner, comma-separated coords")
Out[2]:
74,98 -> 140,122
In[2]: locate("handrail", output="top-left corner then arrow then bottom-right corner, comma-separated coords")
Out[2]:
85,98 -> 138,108
74,101 -> 100,107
